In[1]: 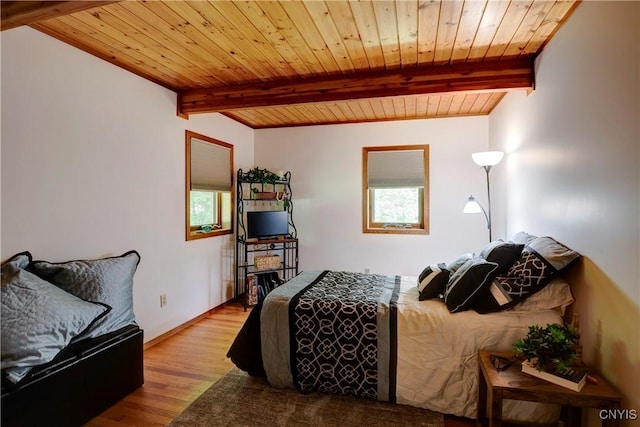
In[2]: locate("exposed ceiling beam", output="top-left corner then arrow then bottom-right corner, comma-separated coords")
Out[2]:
178,58 -> 534,116
1,1 -> 119,31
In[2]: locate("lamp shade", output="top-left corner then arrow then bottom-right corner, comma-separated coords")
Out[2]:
463,196 -> 482,213
472,151 -> 504,167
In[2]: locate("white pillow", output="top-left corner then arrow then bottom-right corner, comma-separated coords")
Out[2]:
511,277 -> 574,314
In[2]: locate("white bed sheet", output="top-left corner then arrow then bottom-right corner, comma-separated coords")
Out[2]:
396,275 -> 565,421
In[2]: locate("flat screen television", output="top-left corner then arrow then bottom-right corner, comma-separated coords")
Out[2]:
246,210 -> 289,240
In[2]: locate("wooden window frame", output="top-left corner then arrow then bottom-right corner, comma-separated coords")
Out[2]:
362,145 -> 430,235
185,130 -> 234,241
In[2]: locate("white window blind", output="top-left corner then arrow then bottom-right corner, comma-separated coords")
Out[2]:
190,138 -> 231,191
368,149 -> 425,188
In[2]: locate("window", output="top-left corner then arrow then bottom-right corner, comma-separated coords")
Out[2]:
190,190 -> 219,227
363,145 -> 429,234
186,131 -> 234,240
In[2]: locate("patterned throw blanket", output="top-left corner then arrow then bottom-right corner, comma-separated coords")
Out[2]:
288,271 -> 401,401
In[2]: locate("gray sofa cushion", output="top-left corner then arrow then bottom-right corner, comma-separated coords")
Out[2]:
30,251 -> 140,339
1,252 -> 109,383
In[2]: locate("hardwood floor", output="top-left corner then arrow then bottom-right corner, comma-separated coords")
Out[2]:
86,300 -> 475,426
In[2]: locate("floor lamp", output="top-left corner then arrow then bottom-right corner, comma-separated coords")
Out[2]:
464,151 -> 503,242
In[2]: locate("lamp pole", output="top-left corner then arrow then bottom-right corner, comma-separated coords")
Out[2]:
469,151 -> 503,242
483,165 -> 493,242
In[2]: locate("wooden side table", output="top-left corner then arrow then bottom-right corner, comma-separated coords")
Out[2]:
477,350 -> 622,427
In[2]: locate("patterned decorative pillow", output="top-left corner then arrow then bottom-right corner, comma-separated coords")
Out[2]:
479,241 -> 524,275
30,250 -> 140,339
417,263 -> 449,300
1,252 -> 110,383
444,258 -> 499,313
473,236 -> 579,313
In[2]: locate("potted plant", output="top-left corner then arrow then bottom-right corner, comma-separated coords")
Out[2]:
244,167 -> 280,185
512,323 -> 588,391
244,167 -> 281,199
513,323 -> 580,372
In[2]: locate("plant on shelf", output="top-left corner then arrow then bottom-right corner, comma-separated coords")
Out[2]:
243,167 -> 281,185
244,167 -> 282,200
513,323 -> 580,372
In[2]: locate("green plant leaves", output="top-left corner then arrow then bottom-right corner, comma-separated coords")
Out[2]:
243,167 -> 280,184
513,323 -> 579,372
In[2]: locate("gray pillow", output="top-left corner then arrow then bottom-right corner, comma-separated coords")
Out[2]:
527,236 -> 580,271
30,250 -> 140,339
510,231 -> 538,246
446,253 -> 474,275
1,252 -> 110,381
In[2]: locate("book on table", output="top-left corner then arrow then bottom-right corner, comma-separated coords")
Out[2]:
521,361 -> 588,392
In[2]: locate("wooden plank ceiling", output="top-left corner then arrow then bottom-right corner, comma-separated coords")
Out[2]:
3,0 -> 579,128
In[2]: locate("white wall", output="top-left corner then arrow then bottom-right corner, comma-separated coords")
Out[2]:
1,27 -> 493,344
1,27 -> 254,342
254,117 -> 491,276
489,2 -> 639,424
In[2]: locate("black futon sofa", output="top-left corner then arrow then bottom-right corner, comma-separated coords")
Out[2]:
1,324 -> 144,427
1,250 -> 145,427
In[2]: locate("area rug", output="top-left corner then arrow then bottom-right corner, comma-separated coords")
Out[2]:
169,367 -> 444,426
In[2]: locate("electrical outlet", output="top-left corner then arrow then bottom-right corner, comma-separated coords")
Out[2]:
160,294 -> 167,308
364,267 -> 370,274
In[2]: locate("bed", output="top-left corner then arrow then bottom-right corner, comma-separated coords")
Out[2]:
228,235 -> 579,422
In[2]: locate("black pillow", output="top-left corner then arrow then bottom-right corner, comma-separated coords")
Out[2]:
444,258 -> 498,313
473,236 -> 580,313
479,241 -> 524,275
417,263 -> 449,300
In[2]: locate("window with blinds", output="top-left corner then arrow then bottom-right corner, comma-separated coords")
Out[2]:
186,131 -> 234,241
363,145 -> 429,234
190,138 -> 232,191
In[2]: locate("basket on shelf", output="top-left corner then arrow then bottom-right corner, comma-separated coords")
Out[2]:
254,254 -> 281,270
